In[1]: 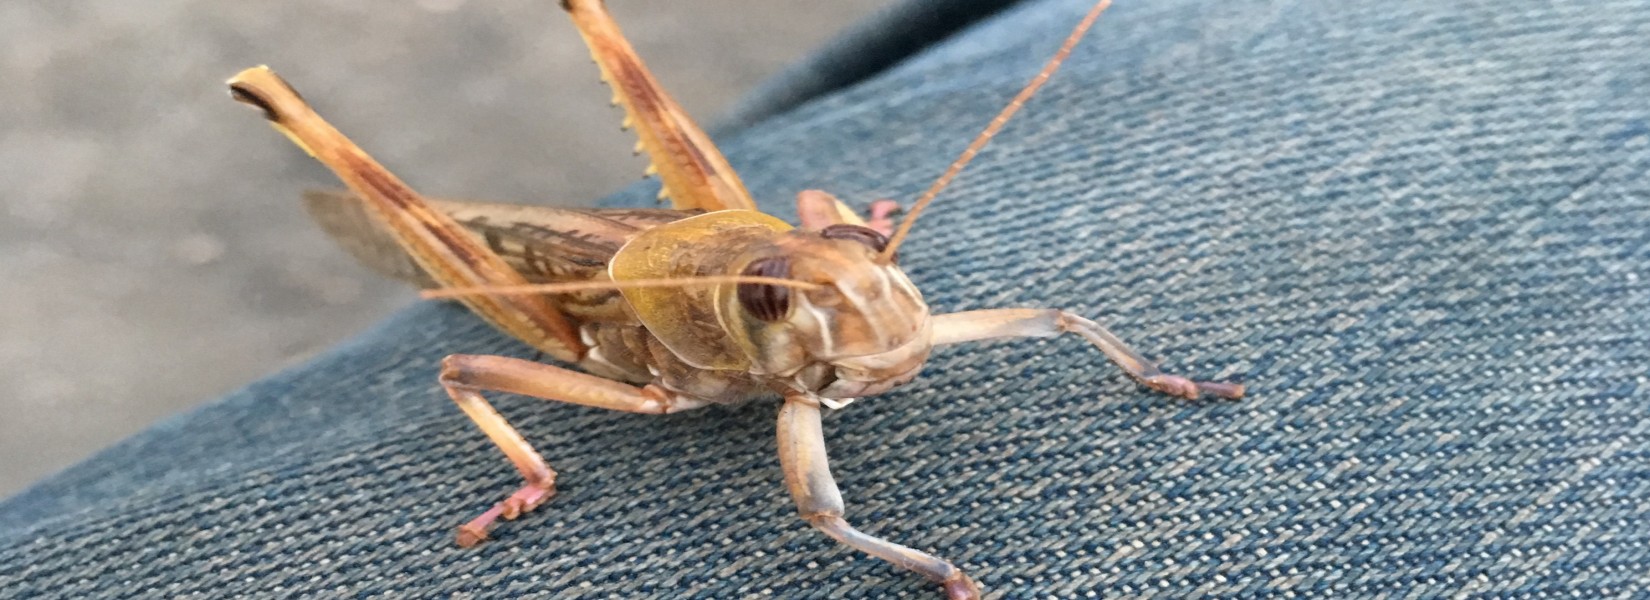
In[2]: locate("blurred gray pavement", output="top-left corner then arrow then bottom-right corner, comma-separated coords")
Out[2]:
0,0 -> 889,497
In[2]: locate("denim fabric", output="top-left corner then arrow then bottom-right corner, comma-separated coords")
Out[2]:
5,0 -> 1650,597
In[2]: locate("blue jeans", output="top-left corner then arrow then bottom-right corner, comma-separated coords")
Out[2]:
5,0 -> 1649,596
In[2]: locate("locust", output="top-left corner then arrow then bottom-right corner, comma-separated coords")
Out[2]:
225,0 -> 1242,597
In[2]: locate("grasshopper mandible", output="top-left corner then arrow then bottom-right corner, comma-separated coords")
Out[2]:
226,0 -> 1242,596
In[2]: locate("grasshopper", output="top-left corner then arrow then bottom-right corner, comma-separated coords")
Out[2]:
227,0 -> 1242,596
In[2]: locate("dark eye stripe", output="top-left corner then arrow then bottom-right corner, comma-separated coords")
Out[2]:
820,224 -> 891,258
737,256 -> 792,322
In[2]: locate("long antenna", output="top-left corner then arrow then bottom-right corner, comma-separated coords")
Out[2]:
421,275 -> 820,299
879,0 -> 1114,262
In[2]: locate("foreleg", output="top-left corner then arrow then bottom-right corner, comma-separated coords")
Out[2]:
932,308 -> 1244,399
796,190 -> 899,237
777,395 -> 981,599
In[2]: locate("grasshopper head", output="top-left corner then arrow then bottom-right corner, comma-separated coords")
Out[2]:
722,224 -> 933,399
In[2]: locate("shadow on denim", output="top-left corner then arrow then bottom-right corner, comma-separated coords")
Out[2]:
4,0 -> 1649,596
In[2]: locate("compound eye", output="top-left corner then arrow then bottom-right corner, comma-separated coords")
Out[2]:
737,256 -> 792,322
820,224 -> 891,259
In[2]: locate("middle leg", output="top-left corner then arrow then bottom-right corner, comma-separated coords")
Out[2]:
439,354 -> 702,546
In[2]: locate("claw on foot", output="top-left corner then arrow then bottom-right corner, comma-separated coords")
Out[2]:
1142,374 -> 1245,400
941,572 -> 981,600
866,199 -> 900,238
456,520 -> 492,548
454,483 -> 556,548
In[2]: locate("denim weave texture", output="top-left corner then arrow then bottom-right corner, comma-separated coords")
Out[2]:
4,0 -> 1650,597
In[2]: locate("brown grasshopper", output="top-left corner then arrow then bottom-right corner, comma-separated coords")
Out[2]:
226,0 -> 1241,597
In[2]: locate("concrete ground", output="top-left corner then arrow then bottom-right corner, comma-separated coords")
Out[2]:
0,0 -> 890,497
